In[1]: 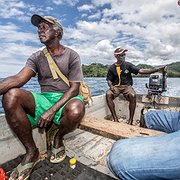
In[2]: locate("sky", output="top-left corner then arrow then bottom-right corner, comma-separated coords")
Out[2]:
0,0 -> 180,77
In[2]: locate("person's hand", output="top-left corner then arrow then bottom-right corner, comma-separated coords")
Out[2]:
110,85 -> 118,93
38,109 -> 56,128
158,66 -> 167,73
110,85 -> 115,91
163,66 -> 167,73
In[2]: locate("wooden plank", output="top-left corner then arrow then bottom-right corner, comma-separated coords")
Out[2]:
79,116 -> 165,140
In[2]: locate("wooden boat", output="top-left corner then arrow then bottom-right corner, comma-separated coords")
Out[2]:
0,93 -> 180,178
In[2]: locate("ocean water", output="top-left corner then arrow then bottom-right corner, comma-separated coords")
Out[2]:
0,77 -> 179,114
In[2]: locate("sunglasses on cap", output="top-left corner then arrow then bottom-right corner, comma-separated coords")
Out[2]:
114,53 -> 126,58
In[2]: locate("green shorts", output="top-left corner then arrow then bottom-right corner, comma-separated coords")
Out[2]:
27,92 -> 84,126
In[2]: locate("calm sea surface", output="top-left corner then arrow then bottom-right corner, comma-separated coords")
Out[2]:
0,77 -> 179,114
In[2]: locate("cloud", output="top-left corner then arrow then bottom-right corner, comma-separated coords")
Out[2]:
0,0 -> 180,78
68,39 -> 114,65
88,11 -> 101,20
0,24 -> 38,43
78,4 -> 95,11
92,0 -> 113,6
0,0 -> 25,18
52,0 -> 79,6
71,0 -> 180,65
0,41 -> 40,76
0,22 -> 40,77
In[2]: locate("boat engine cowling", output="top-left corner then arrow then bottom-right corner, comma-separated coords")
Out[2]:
146,72 -> 167,95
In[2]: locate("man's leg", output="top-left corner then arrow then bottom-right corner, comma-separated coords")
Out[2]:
127,93 -> 136,125
107,130 -> 180,180
123,86 -> 136,125
50,98 -> 85,161
106,90 -> 118,122
145,110 -> 180,133
2,88 -> 39,179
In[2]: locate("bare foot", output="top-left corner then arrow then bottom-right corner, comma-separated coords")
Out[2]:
114,118 -> 119,122
127,119 -> 133,125
112,116 -> 119,122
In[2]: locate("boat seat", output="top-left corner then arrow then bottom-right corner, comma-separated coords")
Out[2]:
79,116 -> 165,140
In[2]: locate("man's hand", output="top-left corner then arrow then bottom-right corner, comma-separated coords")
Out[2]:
110,85 -> 115,91
158,66 -> 167,73
38,109 -> 56,128
110,85 -> 119,94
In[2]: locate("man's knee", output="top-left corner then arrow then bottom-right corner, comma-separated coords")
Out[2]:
65,99 -> 85,124
106,90 -> 114,100
125,92 -> 136,103
106,89 -> 111,96
128,92 -> 136,99
2,88 -> 20,109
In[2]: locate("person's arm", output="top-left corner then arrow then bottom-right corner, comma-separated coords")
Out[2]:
138,66 -> 166,75
107,80 -> 113,89
0,67 -> 36,95
106,66 -> 115,90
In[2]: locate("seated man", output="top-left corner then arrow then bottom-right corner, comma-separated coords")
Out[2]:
107,110 -> 180,180
106,47 -> 165,124
0,14 -> 85,180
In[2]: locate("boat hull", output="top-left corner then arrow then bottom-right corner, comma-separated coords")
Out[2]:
0,94 -> 180,165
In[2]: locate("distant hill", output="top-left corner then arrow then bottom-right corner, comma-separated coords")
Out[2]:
166,62 -> 180,77
82,63 -> 110,77
82,62 -> 180,77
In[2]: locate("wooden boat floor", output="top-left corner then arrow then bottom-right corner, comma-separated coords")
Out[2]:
64,128 -> 117,179
63,116 -> 165,179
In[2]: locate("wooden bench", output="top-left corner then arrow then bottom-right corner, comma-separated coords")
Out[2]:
79,116 -> 165,140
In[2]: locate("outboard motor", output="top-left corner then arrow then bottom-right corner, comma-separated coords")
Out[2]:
146,69 -> 167,96
140,68 -> 168,128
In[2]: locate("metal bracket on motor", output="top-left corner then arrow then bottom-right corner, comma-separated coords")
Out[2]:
142,95 -> 169,105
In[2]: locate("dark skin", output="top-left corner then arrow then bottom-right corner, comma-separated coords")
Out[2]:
1,21 -> 85,180
106,53 -> 166,125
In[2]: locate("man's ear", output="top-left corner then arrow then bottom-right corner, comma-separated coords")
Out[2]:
55,29 -> 60,37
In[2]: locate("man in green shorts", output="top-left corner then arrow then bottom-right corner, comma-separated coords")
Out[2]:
0,14 -> 85,179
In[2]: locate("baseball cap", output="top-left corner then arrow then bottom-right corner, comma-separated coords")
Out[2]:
114,47 -> 128,55
31,14 -> 63,29
31,14 -> 63,38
